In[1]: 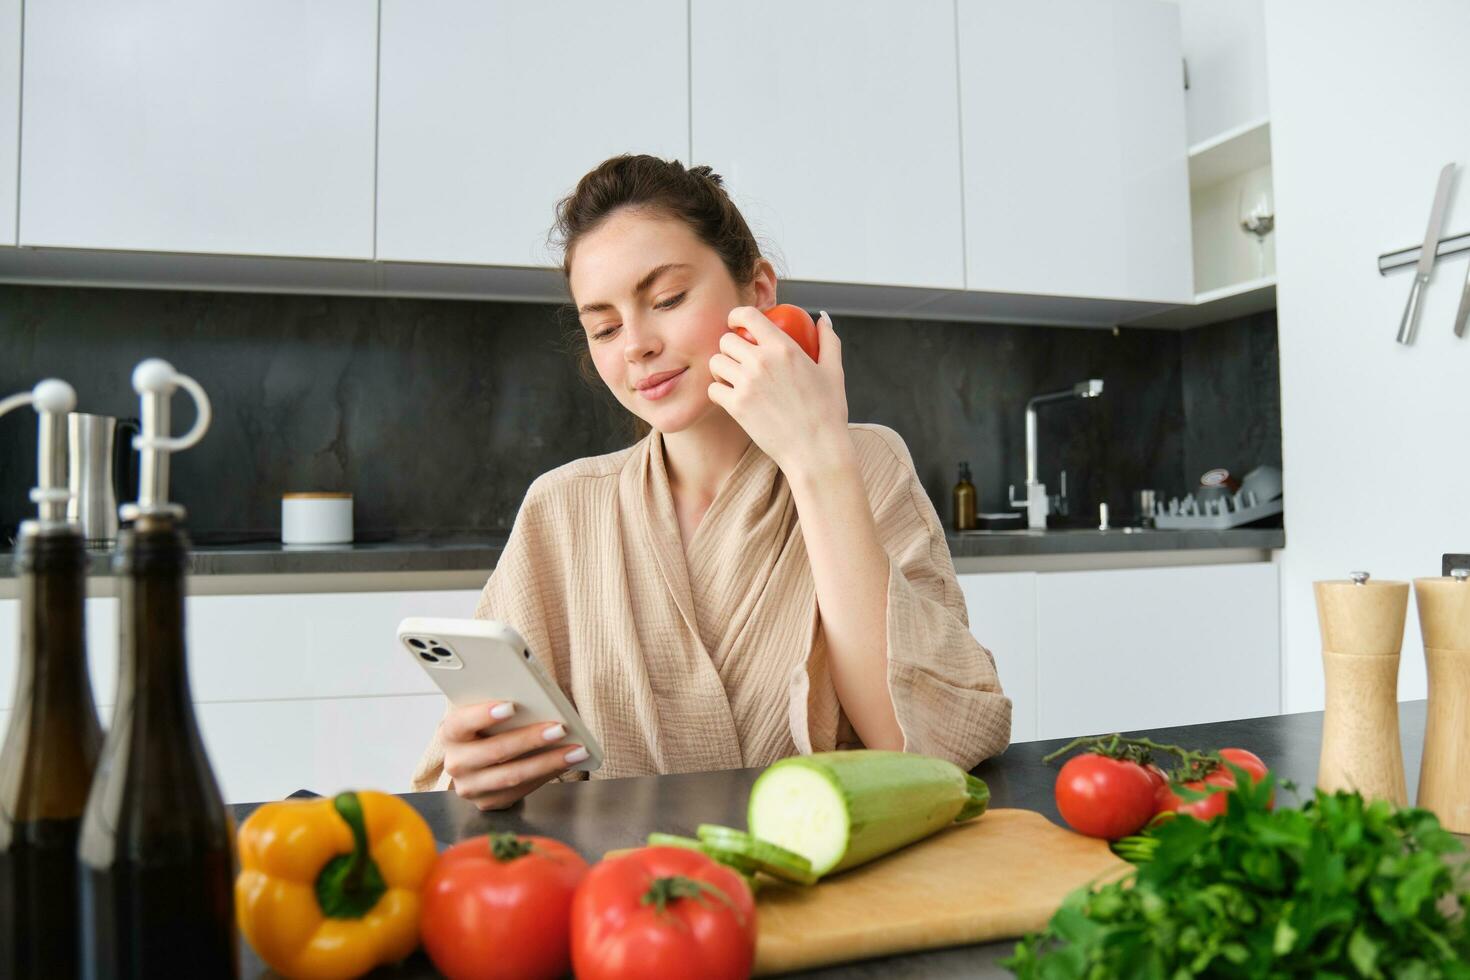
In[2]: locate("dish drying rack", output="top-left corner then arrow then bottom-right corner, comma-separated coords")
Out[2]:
1152,490 -> 1283,530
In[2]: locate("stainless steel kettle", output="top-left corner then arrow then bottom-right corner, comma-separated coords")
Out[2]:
66,413 -> 139,547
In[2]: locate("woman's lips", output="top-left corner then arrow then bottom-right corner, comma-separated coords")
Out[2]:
637,368 -> 686,401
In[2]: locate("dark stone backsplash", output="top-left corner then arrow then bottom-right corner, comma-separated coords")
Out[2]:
0,284 -> 1281,540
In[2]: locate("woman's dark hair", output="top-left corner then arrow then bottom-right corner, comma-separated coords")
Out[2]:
553,154 -> 761,291
550,155 -> 764,440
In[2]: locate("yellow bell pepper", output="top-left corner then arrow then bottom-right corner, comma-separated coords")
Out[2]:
236,790 -> 436,979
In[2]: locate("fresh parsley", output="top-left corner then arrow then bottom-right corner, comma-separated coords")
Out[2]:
1006,771 -> 1470,978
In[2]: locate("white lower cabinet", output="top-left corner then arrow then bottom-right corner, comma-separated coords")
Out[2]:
1034,563 -> 1280,738
959,561 -> 1280,743
956,572 -> 1039,743
0,595 -> 118,710
2,561 -> 1282,795
194,695 -> 452,805
0,587 -> 481,803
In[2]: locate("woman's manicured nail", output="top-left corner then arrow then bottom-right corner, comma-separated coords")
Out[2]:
564,746 -> 590,764
490,702 -> 515,721
543,723 -> 567,741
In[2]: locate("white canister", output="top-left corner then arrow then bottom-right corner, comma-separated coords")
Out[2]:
281,492 -> 354,545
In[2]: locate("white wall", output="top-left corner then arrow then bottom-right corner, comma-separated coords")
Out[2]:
1265,0 -> 1470,712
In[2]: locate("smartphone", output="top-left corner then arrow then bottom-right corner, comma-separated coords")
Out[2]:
398,617 -> 603,774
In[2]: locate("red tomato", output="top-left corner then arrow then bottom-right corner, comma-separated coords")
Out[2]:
732,304 -> 820,361
1054,754 -> 1159,840
1155,748 -> 1271,820
1218,747 -> 1269,784
571,845 -> 757,980
419,833 -> 590,980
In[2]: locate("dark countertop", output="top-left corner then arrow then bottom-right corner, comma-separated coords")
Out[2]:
1,526 -> 1283,579
946,525 -> 1283,557
233,701 -> 1424,979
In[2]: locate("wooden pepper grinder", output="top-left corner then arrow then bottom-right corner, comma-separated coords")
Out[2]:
1414,568 -> 1470,831
1315,571 -> 1409,805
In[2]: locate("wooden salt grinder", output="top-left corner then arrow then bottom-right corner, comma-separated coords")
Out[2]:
1315,571 -> 1409,804
1415,569 -> 1470,832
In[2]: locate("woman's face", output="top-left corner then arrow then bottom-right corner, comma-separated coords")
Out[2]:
569,208 -> 773,434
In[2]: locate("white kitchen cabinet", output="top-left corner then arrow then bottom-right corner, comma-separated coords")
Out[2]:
182,589 -> 480,703
691,0 -> 965,290
197,695 -> 451,804
19,0 -> 377,258
1035,562 -> 1279,739
0,0 -> 19,245
1177,0 -> 1269,148
957,0 -> 1193,303
0,595 -> 118,712
957,572 -> 1038,743
1,588 -> 478,804
376,0 -> 689,267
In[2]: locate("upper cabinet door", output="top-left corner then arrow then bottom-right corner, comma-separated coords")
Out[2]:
0,0 -> 19,246
377,1 -> 689,267
1177,0 -> 1269,146
959,0 -> 1193,303
691,1 -> 965,291
20,0 -> 377,258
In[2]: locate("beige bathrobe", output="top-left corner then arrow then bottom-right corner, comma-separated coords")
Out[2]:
412,423 -> 1011,791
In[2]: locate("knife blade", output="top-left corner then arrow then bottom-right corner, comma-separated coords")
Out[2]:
1396,163 -> 1456,345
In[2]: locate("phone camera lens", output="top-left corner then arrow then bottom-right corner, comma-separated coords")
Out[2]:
432,647 -> 452,659
408,638 -> 427,649
418,652 -> 436,663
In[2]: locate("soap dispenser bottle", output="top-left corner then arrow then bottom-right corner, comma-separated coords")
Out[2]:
77,360 -> 238,978
953,462 -> 977,531
0,379 -> 103,979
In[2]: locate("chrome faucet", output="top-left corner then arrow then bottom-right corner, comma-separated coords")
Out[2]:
1008,379 -> 1104,529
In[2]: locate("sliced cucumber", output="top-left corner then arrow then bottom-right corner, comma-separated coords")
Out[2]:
646,832 -> 760,875
747,750 -> 990,877
695,824 -> 818,886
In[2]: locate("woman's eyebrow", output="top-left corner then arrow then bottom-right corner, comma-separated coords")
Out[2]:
577,262 -> 691,315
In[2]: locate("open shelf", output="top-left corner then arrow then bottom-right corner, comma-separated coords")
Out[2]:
1189,117 -> 1271,190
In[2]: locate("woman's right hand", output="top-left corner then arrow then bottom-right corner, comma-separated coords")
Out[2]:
439,701 -> 589,811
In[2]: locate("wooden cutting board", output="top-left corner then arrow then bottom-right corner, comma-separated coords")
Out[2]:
750,808 -> 1129,975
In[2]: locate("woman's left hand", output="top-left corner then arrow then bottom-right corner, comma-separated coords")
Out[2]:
707,308 -> 849,476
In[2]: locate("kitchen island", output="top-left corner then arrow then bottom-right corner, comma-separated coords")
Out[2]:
233,700 -> 1432,979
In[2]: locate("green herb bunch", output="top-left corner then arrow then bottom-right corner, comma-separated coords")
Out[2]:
1006,770 -> 1470,979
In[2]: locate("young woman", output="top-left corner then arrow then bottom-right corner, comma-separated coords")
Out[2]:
413,155 -> 1011,810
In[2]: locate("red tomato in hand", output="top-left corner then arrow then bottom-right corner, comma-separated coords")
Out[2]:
732,303 -> 820,361
1054,754 -> 1159,840
420,832 -> 589,980
1155,748 -> 1271,820
571,845 -> 757,980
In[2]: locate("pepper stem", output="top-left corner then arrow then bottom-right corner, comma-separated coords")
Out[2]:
315,791 -> 389,919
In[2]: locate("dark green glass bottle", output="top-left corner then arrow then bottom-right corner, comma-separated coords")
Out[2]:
0,378 -> 102,980
0,527 -> 103,979
77,518 -> 236,977
76,360 -> 235,978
